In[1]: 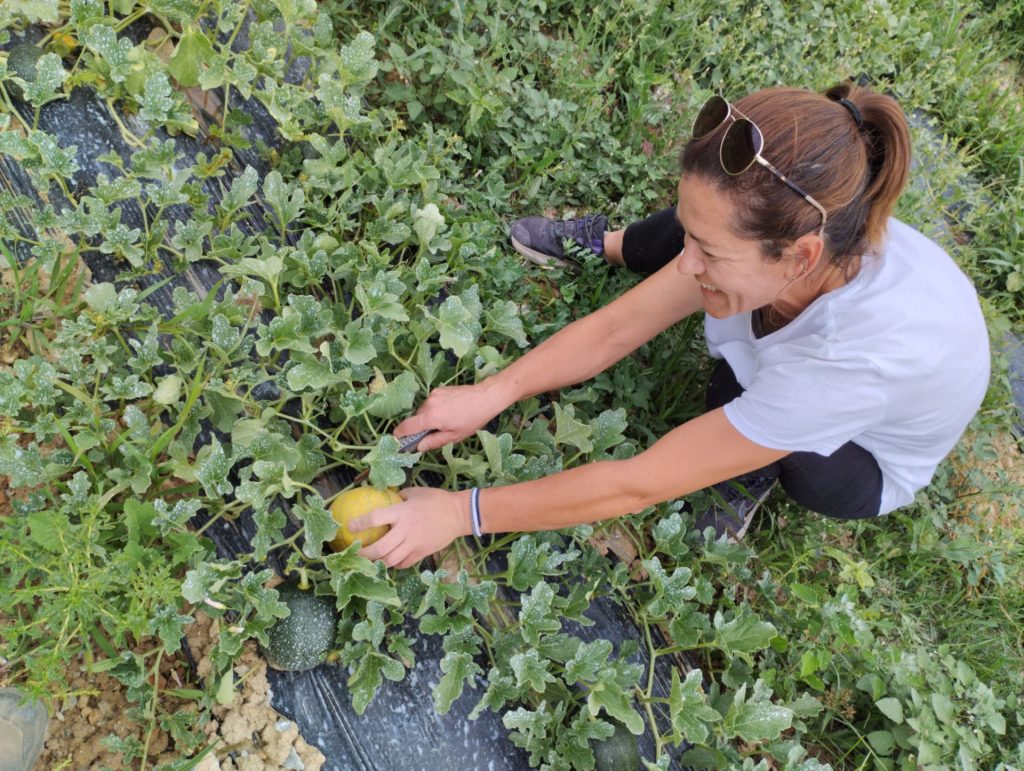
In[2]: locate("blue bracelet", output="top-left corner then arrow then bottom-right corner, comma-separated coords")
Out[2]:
470,487 -> 482,538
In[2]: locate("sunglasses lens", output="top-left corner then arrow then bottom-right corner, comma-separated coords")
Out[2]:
692,96 -> 730,139
720,119 -> 763,175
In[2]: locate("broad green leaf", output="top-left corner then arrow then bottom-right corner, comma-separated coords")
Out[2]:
563,639 -> 613,685
124,499 -> 159,545
713,610 -> 778,655
251,504 -> 287,562
652,510 -> 687,558
293,494 -> 337,558
434,650 -> 483,714
366,370 -> 418,419
26,130 -> 79,180
221,166 -> 259,213
198,52 -> 229,90
167,27 -> 215,87
553,402 -> 593,453
509,649 -> 556,693
272,0 -> 316,24
518,581 -> 561,646
146,605 -> 194,654
351,600 -> 387,648
342,320 -> 376,365
194,439 -> 234,498
430,288 -> 482,357
69,0 -> 102,24
181,561 -> 243,605
355,272 -> 408,322
725,683 -> 794,742
140,72 -> 177,124
23,53 -> 65,106
587,680 -> 644,735
26,510 -> 63,553
875,697 -> 904,724
215,670 -> 234,705
317,75 -> 367,130
866,730 -> 895,756
83,282 -> 118,312
503,705 -> 554,758
347,649 -> 404,715
325,544 -> 400,610
643,558 -> 696,618
412,202 -> 444,248
590,408 -> 628,455
471,671 -> 520,718
4,0 -> 59,23
264,170 -> 305,231
99,222 -> 144,267
668,669 -> 722,746
477,430 -> 524,480
484,300 -> 529,347
364,434 -> 416,488
336,30 -> 378,87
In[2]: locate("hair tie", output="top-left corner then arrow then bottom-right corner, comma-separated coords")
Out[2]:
838,98 -> 864,129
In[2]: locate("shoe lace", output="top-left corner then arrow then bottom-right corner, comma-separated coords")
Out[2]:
552,214 -> 606,251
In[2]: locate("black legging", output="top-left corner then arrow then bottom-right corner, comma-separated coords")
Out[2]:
623,207 -> 884,519
622,206 -> 687,273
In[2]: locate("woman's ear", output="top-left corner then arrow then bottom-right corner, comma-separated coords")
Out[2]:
788,233 -> 825,279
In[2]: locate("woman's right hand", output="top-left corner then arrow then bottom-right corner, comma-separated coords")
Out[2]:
394,379 -> 511,452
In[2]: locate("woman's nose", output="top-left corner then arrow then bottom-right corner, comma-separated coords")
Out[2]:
676,247 -> 701,275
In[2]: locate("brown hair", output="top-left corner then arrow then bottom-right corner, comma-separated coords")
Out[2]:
680,82 -> 911,269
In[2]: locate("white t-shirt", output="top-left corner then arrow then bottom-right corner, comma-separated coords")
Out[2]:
705,218 -> 990,515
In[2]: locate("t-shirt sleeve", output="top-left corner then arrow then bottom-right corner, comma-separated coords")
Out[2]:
722,350 -> 888,456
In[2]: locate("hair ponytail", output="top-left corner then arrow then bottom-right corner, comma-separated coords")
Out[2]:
824,82 -> 911,250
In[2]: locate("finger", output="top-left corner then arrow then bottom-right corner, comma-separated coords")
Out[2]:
396,549 -> 426,569
367,535 -> 412,569
389,544 -> 420,569
416,430 -> 459,452
359,528 -> 404,563
348,502 -> 404,534
394,412 -> 432,437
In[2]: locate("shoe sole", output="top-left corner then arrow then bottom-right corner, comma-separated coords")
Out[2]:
510,236 -> 580,273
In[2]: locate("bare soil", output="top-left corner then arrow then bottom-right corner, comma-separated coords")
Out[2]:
35,612 -> 325,770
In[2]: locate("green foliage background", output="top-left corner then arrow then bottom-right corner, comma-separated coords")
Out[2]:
1,0 -> 1022,769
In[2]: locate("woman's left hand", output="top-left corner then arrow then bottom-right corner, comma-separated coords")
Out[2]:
350,487 -> 470,569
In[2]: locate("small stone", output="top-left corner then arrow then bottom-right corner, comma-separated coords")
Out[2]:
282,746 -> 305,770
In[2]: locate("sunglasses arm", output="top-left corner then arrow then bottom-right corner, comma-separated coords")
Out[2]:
753,156 -> 828,237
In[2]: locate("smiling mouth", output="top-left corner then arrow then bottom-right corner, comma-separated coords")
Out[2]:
699,281 -> 719,292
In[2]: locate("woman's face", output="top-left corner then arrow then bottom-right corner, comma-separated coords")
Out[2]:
674,174 -> 795,319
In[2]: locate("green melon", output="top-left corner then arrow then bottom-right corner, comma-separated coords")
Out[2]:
591,719 -> 641,771
261,579 -> 340,672
6,44 -> 43,100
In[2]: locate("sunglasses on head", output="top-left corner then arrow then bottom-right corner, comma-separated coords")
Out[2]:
692,95 -> 828,238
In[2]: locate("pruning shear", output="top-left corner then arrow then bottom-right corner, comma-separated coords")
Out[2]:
352,428 -> 437,485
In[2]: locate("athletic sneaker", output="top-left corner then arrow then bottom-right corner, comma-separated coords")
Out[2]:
694,475 -> 777,543
509,214 -> 608,270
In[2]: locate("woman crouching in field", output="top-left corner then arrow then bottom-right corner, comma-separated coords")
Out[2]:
349,81 -> 990,568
